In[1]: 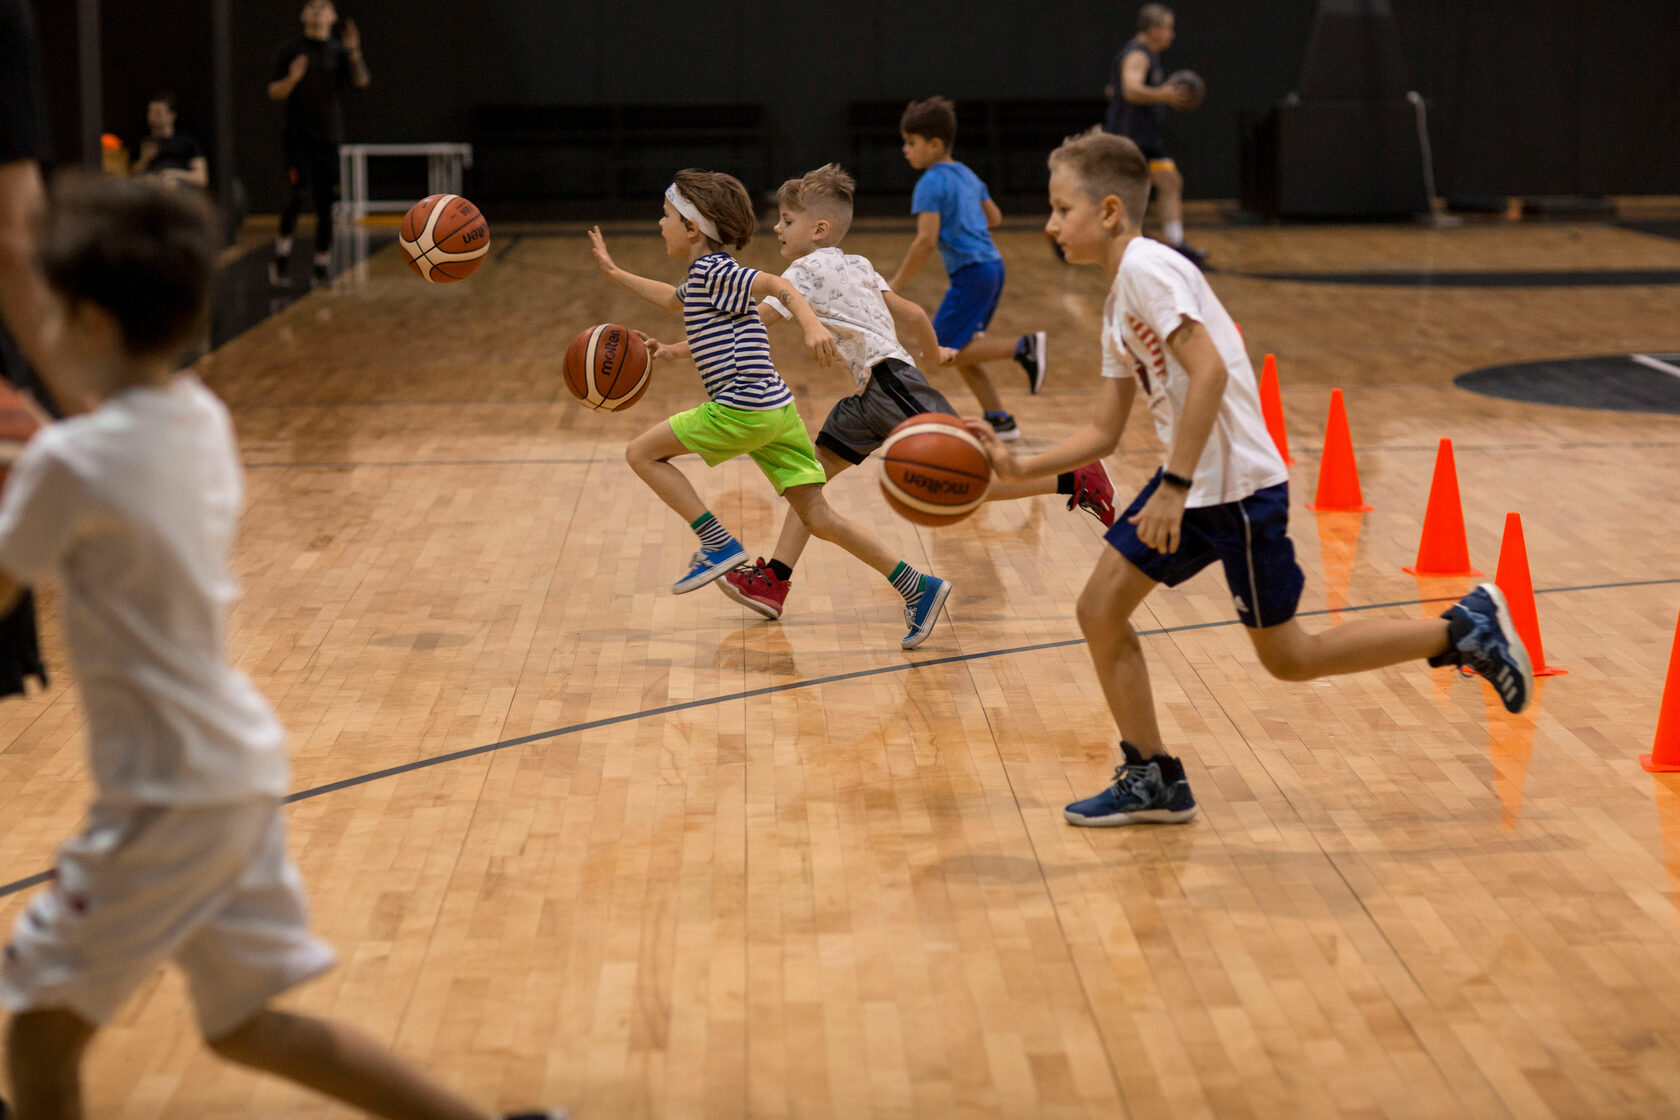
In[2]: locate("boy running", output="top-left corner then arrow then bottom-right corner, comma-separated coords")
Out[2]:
721,163 -> 1115,621
971,130 -> 1532,826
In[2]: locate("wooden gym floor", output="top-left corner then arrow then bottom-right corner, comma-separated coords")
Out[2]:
4,213 -> 1680,1118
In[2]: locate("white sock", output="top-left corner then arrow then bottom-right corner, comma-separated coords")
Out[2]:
274,236 -> 293,257
1164,220 -> 1184,246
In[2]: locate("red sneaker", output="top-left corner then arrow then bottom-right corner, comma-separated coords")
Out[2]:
718,557 -> 790,620
1069,461 -> 1116,527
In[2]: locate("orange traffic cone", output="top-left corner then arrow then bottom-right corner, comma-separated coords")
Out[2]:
1641,609 -> 1680,772
1306,389 -> 1372,511
1493,512 -> 1565,677
1404,438 -> 1482,576
1259,354 -> 1295,466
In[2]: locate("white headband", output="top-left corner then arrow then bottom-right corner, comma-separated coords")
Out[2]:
666,183 -> 723,244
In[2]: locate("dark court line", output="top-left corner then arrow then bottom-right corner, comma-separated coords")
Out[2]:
3,575 -> 1675,900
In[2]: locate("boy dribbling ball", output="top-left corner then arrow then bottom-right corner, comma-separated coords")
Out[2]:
588,169 -> 954,649
721,162 -> 1116,621
969,130 -> 1533,827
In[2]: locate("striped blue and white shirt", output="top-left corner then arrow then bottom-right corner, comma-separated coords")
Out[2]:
676,253 -> 793,410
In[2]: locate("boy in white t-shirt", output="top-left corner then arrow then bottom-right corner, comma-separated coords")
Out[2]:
718,163 -> 1117,621
0,176 -> 560,1120
970,130 -> 1533,826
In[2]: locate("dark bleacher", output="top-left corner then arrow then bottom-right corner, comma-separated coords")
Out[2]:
846,98 -> 1107,214
470,104 -> 773,219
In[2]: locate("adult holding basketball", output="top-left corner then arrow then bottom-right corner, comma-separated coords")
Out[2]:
1103,3 -> 1206,266
267,0 -> 370,288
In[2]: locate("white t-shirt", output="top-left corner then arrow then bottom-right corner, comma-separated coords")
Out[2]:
0,376 -> 288,807
1102,237 -> 1288,508
762,247 -> 913,394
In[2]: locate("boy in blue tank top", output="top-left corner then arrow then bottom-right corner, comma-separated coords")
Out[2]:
887,96 -> 1048,443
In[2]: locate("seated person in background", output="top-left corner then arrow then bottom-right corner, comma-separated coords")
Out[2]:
131,92 -> 207,190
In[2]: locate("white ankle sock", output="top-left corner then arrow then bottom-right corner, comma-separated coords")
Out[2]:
1163,220 -> 1184,245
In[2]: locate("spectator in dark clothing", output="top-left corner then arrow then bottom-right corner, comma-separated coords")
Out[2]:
132,92 -> 209,190
267,0 -> 370,287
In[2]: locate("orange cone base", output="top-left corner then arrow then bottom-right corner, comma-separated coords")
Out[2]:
1403,564 -> 1484,577
1536,665 -> 1568,678
1306,500 -> 1373,512
1643,752 -> 1680,773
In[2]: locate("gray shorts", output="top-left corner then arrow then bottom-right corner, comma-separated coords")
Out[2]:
816,359 -> 958,465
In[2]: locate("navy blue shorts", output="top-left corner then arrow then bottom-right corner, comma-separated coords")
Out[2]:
932,259 -> 1006,351
1105,470 -> 1305,628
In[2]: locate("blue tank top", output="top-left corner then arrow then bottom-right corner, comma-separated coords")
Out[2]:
1104,40 -> 1165,144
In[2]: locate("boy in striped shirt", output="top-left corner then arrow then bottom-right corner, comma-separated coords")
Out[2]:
588,169 -> 953,649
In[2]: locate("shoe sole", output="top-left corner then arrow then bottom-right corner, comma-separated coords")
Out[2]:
992,427 -> 1021,442
1477,582 -> 1534,713
1027,331 -> 1048,393
901,580 -> 953,650
672,548 -> 748,594
716,576 -> 781,620
1063,805 -> 1198,826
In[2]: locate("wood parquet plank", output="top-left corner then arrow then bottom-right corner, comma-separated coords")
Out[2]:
3,219 -> 1680,1116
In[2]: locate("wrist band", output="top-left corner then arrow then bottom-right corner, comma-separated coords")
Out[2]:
1160,470 -> 1193,491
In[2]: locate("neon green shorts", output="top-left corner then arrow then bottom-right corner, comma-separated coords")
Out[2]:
667,401 -> 828,495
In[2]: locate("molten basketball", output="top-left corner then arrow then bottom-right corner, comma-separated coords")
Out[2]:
0,382 -> 41,490
879,413 -> 991,527
563,324 -> 652,412
399,194 -> 490,283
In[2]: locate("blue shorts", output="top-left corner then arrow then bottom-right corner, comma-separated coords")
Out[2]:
1105,470 -> 1305,628
932,259 -> 1006,351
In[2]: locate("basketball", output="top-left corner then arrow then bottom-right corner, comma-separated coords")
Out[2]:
879,413 -> 991,527
563,323 -> 652,412
399,193 -> 490,283
1168,69 -> 1205,110
0,383 -> 41,489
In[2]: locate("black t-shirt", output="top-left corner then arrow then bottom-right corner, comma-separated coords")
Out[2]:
1104,39 -> 1166,144
135,132 -> 205,174
0,0 -> 50,165
272,35 -> 357,144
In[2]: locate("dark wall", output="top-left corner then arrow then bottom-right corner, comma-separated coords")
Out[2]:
30,0 -> 1680,213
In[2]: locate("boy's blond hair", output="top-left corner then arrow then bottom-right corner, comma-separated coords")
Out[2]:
672,167 -> 757,249
1048,128 -> 1152,232
775,163 -> 855,240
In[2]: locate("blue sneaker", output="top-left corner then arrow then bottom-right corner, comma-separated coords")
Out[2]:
901,575 -> 952,649
1431,582 -> 1533,713
1064,752 -> 1198,826
672,539 -> 747,594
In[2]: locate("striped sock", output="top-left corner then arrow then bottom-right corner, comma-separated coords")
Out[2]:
690,511 -> 732,551
889,561 -> 924,606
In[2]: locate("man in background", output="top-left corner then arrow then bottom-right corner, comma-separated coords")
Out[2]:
1104,3 -> 1206,266
132,92 -> 209,191
267,0 -> 370,287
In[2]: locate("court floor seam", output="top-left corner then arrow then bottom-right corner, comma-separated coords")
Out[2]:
1,575 -> 1675,900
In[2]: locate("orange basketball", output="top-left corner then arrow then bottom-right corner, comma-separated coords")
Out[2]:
879,413 -> 991,527
563,323 -> 652,412
0,382 -> 41,490
399,194 -> 490,283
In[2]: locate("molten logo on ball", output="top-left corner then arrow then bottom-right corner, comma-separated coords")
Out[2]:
878,413 -> 993,528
